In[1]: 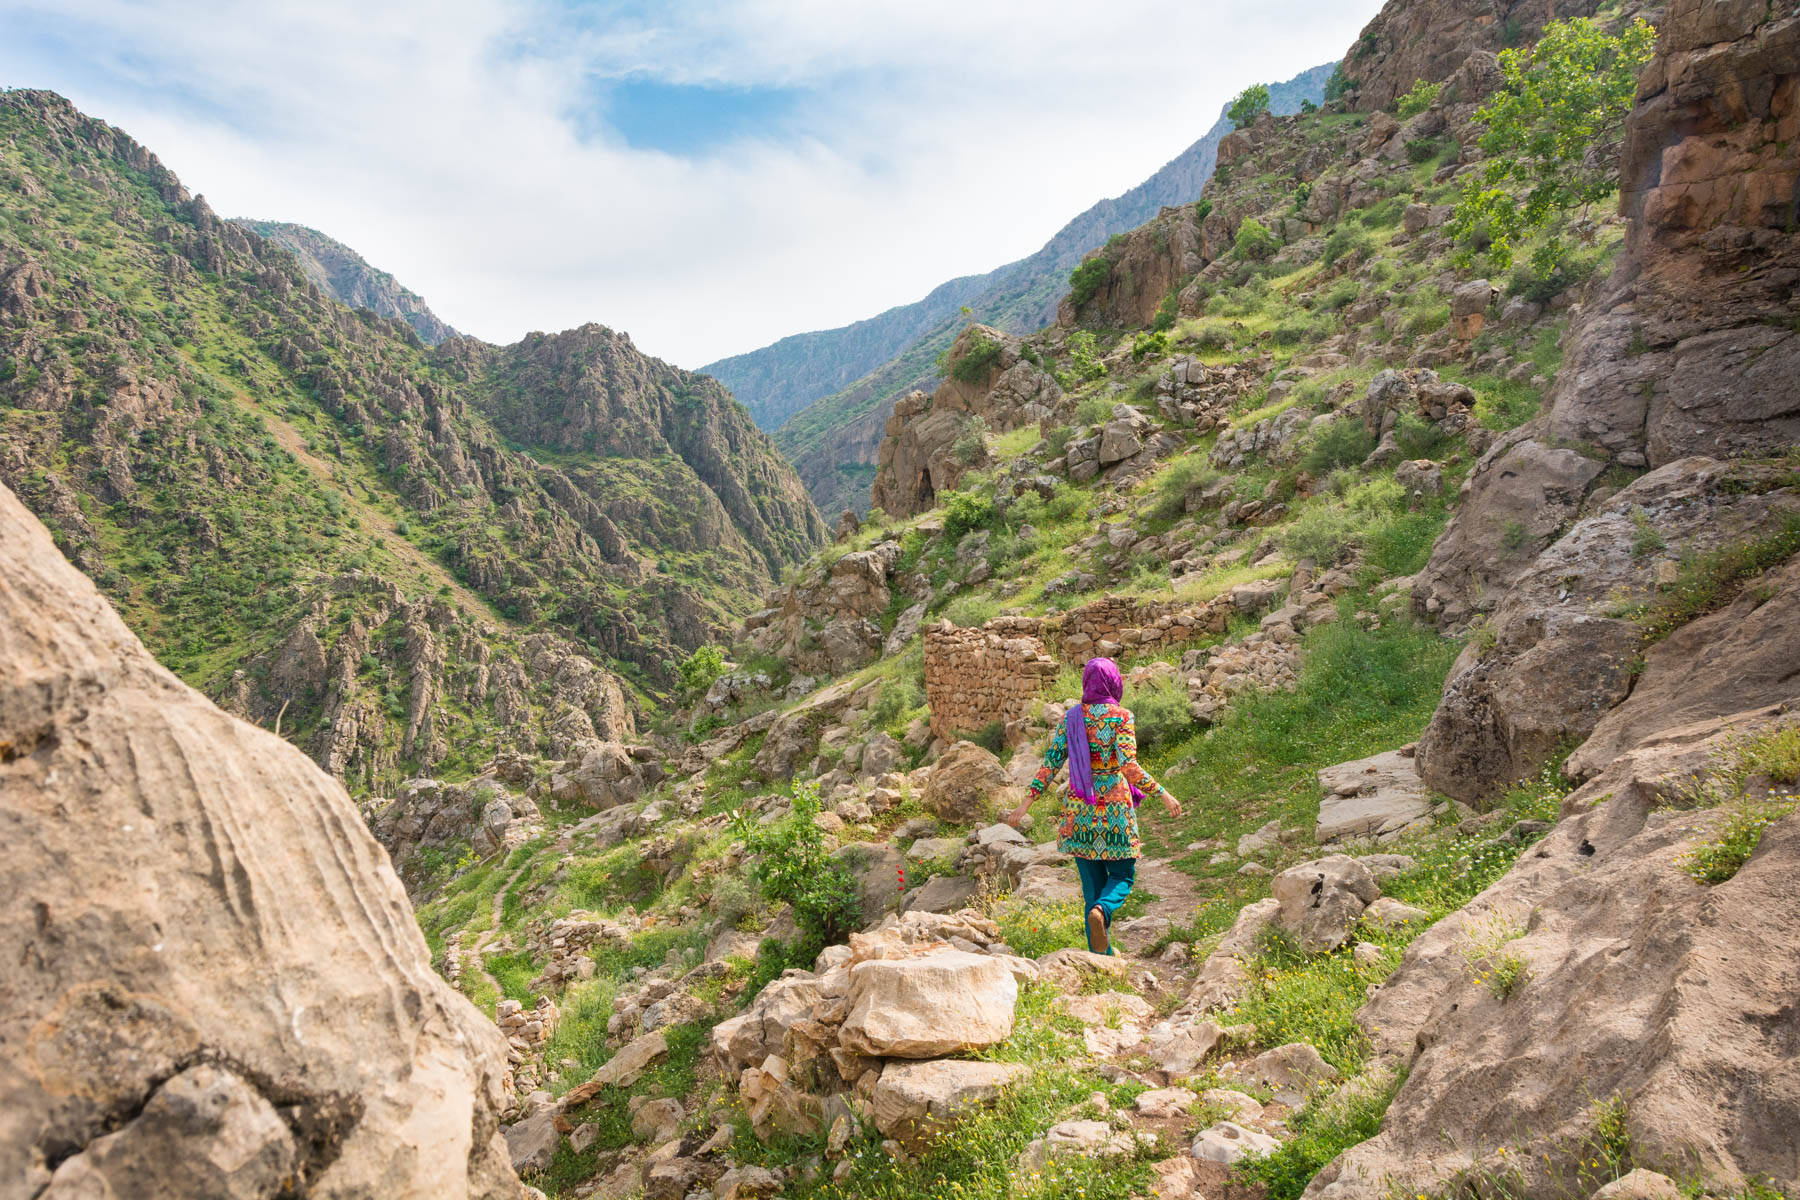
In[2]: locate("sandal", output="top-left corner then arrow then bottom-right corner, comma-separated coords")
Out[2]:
1087,905 -> 1110,956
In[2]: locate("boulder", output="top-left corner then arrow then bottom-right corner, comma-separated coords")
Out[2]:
1133,1087 -> 1199,1118
835,841 -> 906,927
1361,897 -> 1430,933
838,950 -> 1018,1057
1191,1122 -> 1281,1164
504,1107 -> 561,1176
1228,1043 -> 1340,1107
871,1059 -> 1030,1146
0,485 -> 517,1197
39,1065 -> 299,1200
709,976 -> 821,1074
923,740 -> 1007,824
1098,420 -> 1144,465
1271,856 -> 1381,954
1315,750 -> 1431,843
1016,1119 -> 1149,1174
1321,706 -> 1800,1200
860,731 -> 908,778
631,1098 -> 684,1144
900,873 -> 981,914
1183,898 -> 1279,1013
1592,1171 -> 1685,1200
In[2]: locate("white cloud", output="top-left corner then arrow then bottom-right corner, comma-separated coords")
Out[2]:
0,0 -> 1383,366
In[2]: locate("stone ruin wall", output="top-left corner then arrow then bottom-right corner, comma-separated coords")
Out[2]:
922,594 -> 1239,741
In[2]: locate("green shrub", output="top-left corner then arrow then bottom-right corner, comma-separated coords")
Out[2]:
1319,278 -> 1361,311
1228,83 -> 1271,129
1356,196 -> 1406,229
1068,258 -> 1110,308
956,720 -> 1006,755
1130,329 -> 1169,360
1066,330 -> 1107,382
1234,218 -> 1281,262
952,416 -> 989,465
1042,425 -> 1075,458
1395,78 -> 1442,118
675,644 -> 726,703
1152,456 -> 1220,520
744,782 -> 862,947
1392,413 -> 1448,459
1074,395 -> 1113,426
1321,227 -> 1372,268
1405,137 -> 1445,164
1152,288 -> 1180,332
946,332 -> 1004,383
1283,504 -> 1362,564
1130,675 -> 1194,755
1324,64 -> 1352,103
942,490 -> 998,543
1303,419 -> 1375,473
1194,199 -> 1214,224
1300,98 -> 1319,115
1191,325 -> 1232,353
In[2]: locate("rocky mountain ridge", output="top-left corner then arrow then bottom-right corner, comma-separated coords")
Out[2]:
704,64 -> 1335,518
237,218 -> 459,345
0,87 -> 823,792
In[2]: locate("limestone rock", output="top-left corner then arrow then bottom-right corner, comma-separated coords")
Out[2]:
838,950 -> 1018,1057
899,873 -> 981,914
1183,898 -> 1279,1013
1321,706 -> 1800,1200
1316,750 -> 1431,844
1592,1170 -> 1685,1200
1191,1121 -> 1281,1165
709,975 -> 822,1074
1271,856 -> 1381,954
1361,897 -> 1430,933
1017,1119 -> 1149,1174
504,1108 -> 561,1177
1228,1043 -> 1340,1107
40,1065 -> 298,1200
871,1059 -> 1029,1146
0,484 -> 517,1197
923,740 -> 1007,824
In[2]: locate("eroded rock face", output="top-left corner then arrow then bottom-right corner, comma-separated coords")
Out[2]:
1417,458 -> 1800,802
1311,707 -> 1800,1200
0,483 -> 519,1197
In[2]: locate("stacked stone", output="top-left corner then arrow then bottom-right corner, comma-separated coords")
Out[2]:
922,623 -> 1060,741
1182,633 -> 1302,724
528,912 -> 634,992
497,995 -> 560,1058
1055,596 -> 1232,663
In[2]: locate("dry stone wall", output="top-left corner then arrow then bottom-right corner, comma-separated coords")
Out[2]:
923,621 -> 1060,741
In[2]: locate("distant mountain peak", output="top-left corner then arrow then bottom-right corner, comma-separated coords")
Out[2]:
234,219 -> 458,346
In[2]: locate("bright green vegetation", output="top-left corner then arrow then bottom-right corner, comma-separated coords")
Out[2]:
1068,258 -> 1111,308
1229,83 -> 1272,129
1449,16 -> 1657,271
741,782 -> 862,952
1395,78 -> 1442,118
1679,722 -> 1800,885
1237,1068 -> 1406,1200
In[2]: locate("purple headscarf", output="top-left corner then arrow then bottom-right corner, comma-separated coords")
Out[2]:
1068,657 -> 1137,805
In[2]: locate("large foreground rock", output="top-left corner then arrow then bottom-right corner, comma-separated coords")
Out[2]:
838,950 -> 1018,1057
1309,706 -> 1800,1200
871,1059 -> 1029,1147
0,484 -> 519,1197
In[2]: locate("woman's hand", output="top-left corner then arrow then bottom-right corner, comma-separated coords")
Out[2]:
1003,798 -> 1032,829
1163,795 -> 1183,821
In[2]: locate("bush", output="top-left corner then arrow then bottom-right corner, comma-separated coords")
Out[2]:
1066,330 -> 1107,382
1392,413 -> 1448,459
1303,419 -> 1375,473
1153,457 -> 1220,520
1283,504 -> 1362,564
946,332 -> 1004,383
1194,198 -> 1214,224
1300,98 -> 1319,115
1234,218 -> 1281,261
1405,137 -> 1444,164
956,720 -> 1006,755
1191,325 -> 1232,353
1130,675 -> 1194,755
1152,288 -> 1180,332
1042,425 -> 1075,458
952,416 -> 989,465
744,782 -> 862,947
1228,83 -> 1271,129
1395,78 -> 1442,118
942,490 -> 998,542
1324,65 -> 1352,103
1068,257 -> 1110,308
676,644 -> 726,703
1130,329 -> 1169,360
1319,278 -> 1361,312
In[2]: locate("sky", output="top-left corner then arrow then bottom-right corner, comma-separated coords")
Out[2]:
0,0 -> 1384,367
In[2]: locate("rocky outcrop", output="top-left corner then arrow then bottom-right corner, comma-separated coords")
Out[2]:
868,326 -> 1061,518
0,483 -> 519,1197
1414,4 -> 1799,629
237,219 -> 458,345
743,540 -> 904,677
1311,706 -> 1800,1200
372,774 -> 545,890
1057,205 -> 1203,330
1417,457 -> 1800,802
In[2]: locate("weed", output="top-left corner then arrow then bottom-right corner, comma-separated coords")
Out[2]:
1612,514 -> 1800,644
1236,1068 -> 1408,1200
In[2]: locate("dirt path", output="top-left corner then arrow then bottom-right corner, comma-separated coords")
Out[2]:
243,395 -> 513,629
463,855 -> 534,1003
1134,856 -> 1205,926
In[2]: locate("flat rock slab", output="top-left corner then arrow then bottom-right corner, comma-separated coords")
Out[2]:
1316,750 -> 1430,843
872,1059 -> 1029,1145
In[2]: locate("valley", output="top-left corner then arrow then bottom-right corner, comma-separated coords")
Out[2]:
2,1 -> 1798,1199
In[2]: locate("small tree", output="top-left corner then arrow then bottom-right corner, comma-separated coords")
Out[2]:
1395,78 -> 1442,118
1227,83 -> 1271,129
676,644 -> 726,703
1067,257 -> 1110,307
1448,16 -> 1657,271
1233,218 -> 1281,261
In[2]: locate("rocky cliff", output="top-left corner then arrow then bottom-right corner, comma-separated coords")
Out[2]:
237,219 -> 458,345
0,480 -> 521,1199
1414,0 -> 1800,801
0,89 -> 823,790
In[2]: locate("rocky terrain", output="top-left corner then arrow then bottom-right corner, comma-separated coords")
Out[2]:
705,65 -> 1335,518
0,88 -> 824,791
238,219 -> 459,345
6,0 -> 1799,1198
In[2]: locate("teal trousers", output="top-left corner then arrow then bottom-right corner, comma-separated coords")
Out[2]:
1075,856 -> 1135,954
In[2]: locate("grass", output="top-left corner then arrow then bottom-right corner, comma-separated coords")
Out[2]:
1235,1067 -> 1407,1200
1611,514 -> 1800,644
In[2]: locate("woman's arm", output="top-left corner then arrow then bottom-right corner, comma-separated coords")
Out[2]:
1119,711 -> 1182,819
1004,718 -> 1069,827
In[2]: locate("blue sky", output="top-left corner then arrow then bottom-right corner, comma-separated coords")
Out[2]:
0,0 -> 1385,366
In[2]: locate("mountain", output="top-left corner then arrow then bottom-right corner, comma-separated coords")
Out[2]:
237,218 -> 459,345
0,88 -> 824,792
702,61 -> 1335,517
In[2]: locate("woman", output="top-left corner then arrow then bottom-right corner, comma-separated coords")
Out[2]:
1004,657 -> 1181,956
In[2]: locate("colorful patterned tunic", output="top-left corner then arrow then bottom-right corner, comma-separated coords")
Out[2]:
1027,702 -> 1172,860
